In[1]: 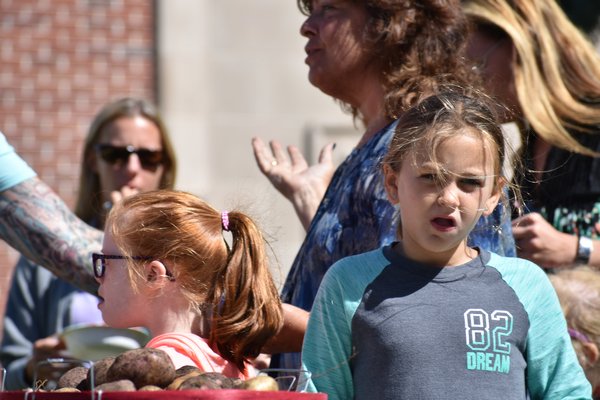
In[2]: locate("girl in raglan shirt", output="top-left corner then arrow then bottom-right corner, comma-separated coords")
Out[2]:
301,89 -> 591,400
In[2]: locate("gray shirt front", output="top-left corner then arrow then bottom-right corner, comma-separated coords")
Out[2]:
302,245 -> 591,400
352,248 -> 528,399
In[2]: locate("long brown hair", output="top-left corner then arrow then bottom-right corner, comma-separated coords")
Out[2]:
298,0 -> 477,118
74,98 -> 177,225
464,0 -> 600,155
106,190 -> 283,372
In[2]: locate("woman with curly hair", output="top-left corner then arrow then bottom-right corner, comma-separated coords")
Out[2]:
253,0 -> 515,368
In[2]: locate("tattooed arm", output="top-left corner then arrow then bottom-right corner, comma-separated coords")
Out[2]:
0,177 -> 101,294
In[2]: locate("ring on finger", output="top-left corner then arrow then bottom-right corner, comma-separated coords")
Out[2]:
271,160 -> 278,166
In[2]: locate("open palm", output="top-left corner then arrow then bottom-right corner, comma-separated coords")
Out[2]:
252,137 -> 335,229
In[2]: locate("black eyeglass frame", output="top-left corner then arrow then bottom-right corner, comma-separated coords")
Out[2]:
92,253 -> 175,281
94,144 -> 165,169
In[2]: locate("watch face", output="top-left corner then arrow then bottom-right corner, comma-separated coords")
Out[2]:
577,236 -> 593,263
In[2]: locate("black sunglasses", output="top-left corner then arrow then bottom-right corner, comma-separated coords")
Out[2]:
95,144 -> 165,169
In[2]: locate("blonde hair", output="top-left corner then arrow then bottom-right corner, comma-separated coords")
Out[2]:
549,267 -> 600,384
105,190 -> 283,372
74,98 -> 178,225
463,0 -> 600,156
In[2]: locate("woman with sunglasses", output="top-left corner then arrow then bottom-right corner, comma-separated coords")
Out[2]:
76,98 -> 176,226
0,97 -> 178,389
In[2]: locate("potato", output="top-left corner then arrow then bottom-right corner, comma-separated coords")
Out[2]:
199,372 -> 239,389
52,387 -> 81,392
230,377 -> 243,388
57,366 -> 88,390
175,365 -> 200,377
168,371 -> 240,390
167,371 -> 203,390
106,348 -> 176,388
177,374 -> 223,391
88,356 -> 115,387
240,375 -> 279,391
139,385 -> 163,391
95,379 -> 136,392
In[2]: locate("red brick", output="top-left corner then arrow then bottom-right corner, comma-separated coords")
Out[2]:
0,0 -> 157,337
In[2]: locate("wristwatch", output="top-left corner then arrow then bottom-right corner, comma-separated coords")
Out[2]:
576,235 -> 593,264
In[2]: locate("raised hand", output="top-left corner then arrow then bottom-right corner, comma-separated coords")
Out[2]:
252,137 -> 335,230
105,185 -> 140,211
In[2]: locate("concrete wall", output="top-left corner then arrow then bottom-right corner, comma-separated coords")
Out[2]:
0,1 -> 361,341
156,0 -> 361,286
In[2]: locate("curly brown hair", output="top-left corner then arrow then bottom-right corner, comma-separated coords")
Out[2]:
298,0 -> 477,118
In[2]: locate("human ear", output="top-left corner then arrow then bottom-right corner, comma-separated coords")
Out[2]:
582,341 -> 600,367
146,260 -> 170,283
383,164 -> 400,205
482,179 -> 504,217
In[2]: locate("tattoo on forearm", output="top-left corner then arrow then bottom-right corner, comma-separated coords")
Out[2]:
0,178 -> 101,294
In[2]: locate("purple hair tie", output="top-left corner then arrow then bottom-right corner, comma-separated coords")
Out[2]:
217,293 -> 226,314
568,328 -> 591,344
221,211 -> 230,232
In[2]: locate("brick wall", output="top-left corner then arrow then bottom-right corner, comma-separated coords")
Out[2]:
0,0 -> 157,336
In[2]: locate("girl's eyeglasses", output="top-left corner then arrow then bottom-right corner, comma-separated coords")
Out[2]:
95,144 -> 164,170
92,253 -> 175,281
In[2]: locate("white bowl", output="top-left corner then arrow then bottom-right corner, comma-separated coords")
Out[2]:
60,325 -> 150,361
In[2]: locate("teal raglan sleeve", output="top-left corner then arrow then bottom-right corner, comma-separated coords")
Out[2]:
489,254 -> 592,399
301,249 -> 390,400
302,260 -> 356,400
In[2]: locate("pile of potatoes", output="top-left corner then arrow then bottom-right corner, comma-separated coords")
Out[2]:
43,348 -> 278,393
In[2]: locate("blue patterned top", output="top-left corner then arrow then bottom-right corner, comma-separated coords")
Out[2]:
282,120 -> 515,311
